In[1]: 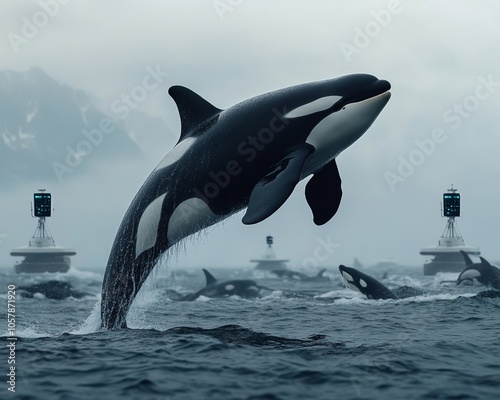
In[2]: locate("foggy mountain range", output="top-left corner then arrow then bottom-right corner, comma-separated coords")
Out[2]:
0,67 -> 170,186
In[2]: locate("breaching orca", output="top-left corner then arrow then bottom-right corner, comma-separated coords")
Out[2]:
338,265 -> 423,300
457,251 -> 500,290
100,74 -> 391,329
167,269 -> 264,301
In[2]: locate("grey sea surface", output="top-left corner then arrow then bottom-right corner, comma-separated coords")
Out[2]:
1,264 -> 499,400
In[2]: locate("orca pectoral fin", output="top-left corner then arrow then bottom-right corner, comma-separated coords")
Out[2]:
305,158 -> 342,226
242,145 -> 314,225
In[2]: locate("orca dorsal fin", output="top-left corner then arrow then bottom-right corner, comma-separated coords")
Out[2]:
202,269 -> 217,286
480,257 -> 491,267
316,268 -> 326,277
169,86 -> 222,140
460,251 -> 473,266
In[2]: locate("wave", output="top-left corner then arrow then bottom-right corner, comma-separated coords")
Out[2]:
313,290 -> 483,305
1,326 -> 50,339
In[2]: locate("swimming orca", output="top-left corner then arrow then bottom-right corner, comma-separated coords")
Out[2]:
18,281 -> 92,300
167,269 -> 264,301
339,265 -> 397,299
457,251 -> 500,290
271,268 -> 329,282
338,265 -> 423,300
100,74 -> 391,329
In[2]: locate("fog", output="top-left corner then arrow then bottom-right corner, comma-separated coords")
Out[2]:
1,0 -> 500,272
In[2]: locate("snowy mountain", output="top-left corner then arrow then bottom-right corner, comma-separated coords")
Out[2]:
0,67 -> 150,186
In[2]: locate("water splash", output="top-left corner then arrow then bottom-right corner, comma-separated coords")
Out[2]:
71,298 -> 102,334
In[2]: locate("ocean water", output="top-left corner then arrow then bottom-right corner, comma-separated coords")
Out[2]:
1,264 -> 499,400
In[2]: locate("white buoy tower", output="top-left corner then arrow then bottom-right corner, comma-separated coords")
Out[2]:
420,185 -> 480,275
10,189 -> 76,273
250,235 -> 289,271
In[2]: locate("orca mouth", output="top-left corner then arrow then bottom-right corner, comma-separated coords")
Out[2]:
331,79 -> 391,112
338,265 -> 354,286
338,265 -> 351,275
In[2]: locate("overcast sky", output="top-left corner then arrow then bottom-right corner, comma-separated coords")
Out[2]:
1,0 -> 500,272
